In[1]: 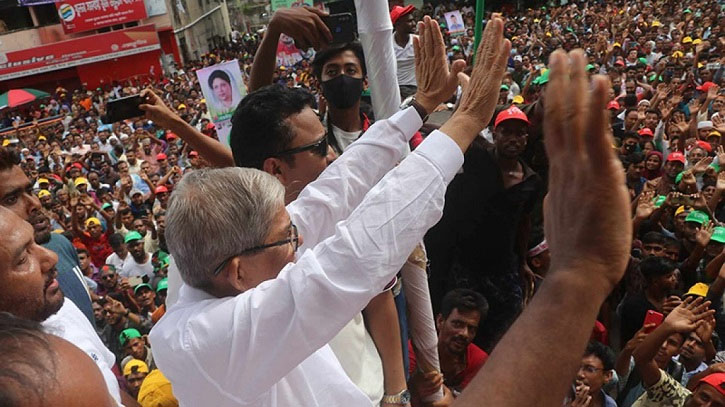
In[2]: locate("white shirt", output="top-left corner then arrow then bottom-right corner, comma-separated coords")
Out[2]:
151,107 -> 464,407
394,35 -> 417,87
44,300 -> 121,406
106,251 -> 129,271
120,254 -> 154,278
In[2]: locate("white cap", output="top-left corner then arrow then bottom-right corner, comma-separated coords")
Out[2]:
698,121 -> 714,130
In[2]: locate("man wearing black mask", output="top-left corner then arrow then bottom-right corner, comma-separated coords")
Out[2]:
311,42 -> 370,154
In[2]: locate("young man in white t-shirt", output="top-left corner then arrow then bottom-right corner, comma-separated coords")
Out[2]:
105,232 -> 129,270
392,5 -> 418,100
119,231 -> 154,279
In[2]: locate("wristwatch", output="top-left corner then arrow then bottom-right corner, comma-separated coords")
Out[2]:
382,389 -> 411,406
400,96 -> 429,123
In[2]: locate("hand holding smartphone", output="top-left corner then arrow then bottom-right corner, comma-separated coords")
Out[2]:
643,310 -> 664,333
105,95 -> 146,124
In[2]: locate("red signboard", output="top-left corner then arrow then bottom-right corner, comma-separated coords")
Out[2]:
56,0 -> 147,34
0,25 -> 160,81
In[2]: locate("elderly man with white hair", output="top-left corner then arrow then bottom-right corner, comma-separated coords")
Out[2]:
148,16 -> 510,407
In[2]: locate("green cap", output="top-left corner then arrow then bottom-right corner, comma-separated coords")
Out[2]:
124,231 -> 143,244
133,283 -> 153,294
500,84 -> 510,91
684,8 -> 692,13
439,22 -> 446,28
712,226 -> 725,243
675,171 -> 684,184
586,64 -> 595,71
119,328 -> 142,346
534,69 -> 550,85
101,203 -> 113,210
711,162 -> 721,172
685,210 -> 710,225
654,195 -> 666,208
638,57 -> 648,65
156,278 -> 169,292
452,45 -> 461,51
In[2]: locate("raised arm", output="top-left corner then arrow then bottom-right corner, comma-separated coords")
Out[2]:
248,7 -> 331,92
139,90 -> 235,168
453,48 -> 632,407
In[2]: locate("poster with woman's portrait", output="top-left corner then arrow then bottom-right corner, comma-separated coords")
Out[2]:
196,60 -> 247,145
196,60 -> 246,122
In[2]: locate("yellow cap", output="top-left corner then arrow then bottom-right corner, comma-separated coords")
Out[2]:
123,359 -> 149,377
672,51 -> 684,58
613,42 -> 622,48
675,205 -> 690,216
85,217 -> 101,227
533,18 -> 540,23
699,62 -> 705,68
38,189 -> 51,198
74,177 -> 89,187
686,282 -> 709,297
545,32 -> 552,37
693,39 -> 702,45
682,36 -> 693,44
2,139 -> 9,147
177,104 -> 186,110
38,135 -> 47,141
137,369 -> 177,407
200,98 -> 206,104
38,178 -> 49,184
512,95 -> 524,104
652,21 -> 662,27
709,131 -> 722,138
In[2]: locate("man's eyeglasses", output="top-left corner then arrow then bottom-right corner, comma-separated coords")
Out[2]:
273,135 -> 328,157
212,222 -> 299,276
578,365 -> 604,374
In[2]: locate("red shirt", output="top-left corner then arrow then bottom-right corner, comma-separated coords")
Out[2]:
77,230 -> 113,268
408,340 -> 488,391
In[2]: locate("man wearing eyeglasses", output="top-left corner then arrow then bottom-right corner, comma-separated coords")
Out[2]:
565,342 -> 617,407
148,16 -> 510,407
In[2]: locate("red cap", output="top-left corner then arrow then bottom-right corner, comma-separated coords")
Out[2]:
390,5 -> 415,24
156,153 -> 167,160
696,140 -> 713,152
638,128 -> 654,137
697,81 -> 717,92
607,100 -> 621,110
189,151 -> 199,157
494,106 -> 530,129
699,373 -> 725,397
615,59 -> 625,67
166,132 -> 177,140
667,151 -> 686,164
155,185 -> 169,194
205,122 -> 216,130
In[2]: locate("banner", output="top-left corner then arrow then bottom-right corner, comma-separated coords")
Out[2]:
56,0 -> 147,34
18,0 -> 56,6
276,33 -> 314,67
0,25 -> 160,81
195,60 -> 247,146
444,10 -> 465,36
270,0 -> 310,11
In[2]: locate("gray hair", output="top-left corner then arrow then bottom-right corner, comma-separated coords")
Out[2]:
165,167 -> 285,289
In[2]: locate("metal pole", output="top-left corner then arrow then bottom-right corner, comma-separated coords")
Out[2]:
473,0 -> 485,64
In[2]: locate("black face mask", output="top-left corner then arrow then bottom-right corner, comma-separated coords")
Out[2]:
321,75 -> 363,109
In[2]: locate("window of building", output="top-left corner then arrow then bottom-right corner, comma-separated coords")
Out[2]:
0,0 -> 34,33
33,3 -> 60,26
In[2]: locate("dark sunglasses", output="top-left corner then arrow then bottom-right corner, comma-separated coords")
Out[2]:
273,135 -> 328,157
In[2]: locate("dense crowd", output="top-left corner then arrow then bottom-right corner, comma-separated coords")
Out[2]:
4,0 -> 725,406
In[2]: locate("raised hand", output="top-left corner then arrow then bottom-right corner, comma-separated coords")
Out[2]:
440,15 -> 509,148
139,89 -> 180,130
413,16 -> 467,115
692,156 -> 714,174
694,315 -> 716,344
635,190 -> 656,220
543,49 -> 631,288
713,115 -> 725,134
662,295 -> 683,316
267,6 -> 331,51
695,221 -> 715,247
663,297 -> 714,333
568,384 -> 591,407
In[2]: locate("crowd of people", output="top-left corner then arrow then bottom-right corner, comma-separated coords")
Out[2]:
3,0 -> 725,406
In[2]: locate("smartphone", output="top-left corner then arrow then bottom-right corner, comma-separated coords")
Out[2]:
128,276 -> 143,287
106,95 -> 145,124
643,310 -> 664,333
323,13 -> 356,45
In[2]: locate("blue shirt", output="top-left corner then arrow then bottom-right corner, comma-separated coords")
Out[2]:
42,233 -> 95,327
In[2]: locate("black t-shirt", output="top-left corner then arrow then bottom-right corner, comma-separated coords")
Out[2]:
425,140 -> 543,311
618,292 -> 657,345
